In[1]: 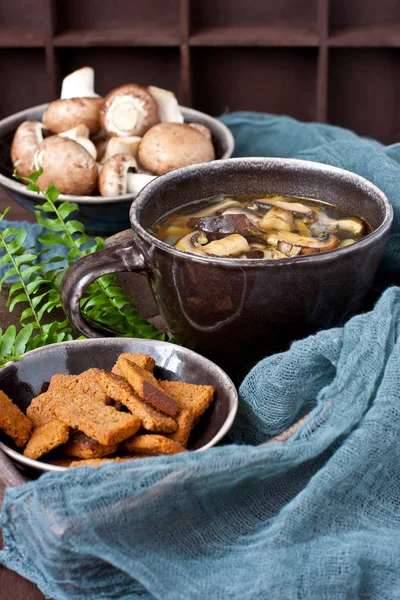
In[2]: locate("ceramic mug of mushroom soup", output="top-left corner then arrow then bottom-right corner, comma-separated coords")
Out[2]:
61,158 -> 392,377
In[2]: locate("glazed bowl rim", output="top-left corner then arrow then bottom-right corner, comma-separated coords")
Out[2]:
0,337 -> 238,473
0,103 -> 235,205
130,156 -> 394,268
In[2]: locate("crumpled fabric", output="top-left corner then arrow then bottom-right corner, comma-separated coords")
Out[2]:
1,113 -> 400,600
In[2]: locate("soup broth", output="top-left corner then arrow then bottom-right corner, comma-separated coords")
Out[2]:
151,194 -> 370,260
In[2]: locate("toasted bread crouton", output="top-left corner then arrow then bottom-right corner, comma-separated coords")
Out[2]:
121,434 -> 186,456
169,408 -> 196,447
23,420 -> 69,459
117,358 -> 179,417
158,381 -> 215,421
112,353 -> 156,376
97,371 -> 177,434
49,368 -> 110,404
51,394 -> 141,446
59,430 -> 118,459
27,392 -> 57,427
0,390 -> 33,447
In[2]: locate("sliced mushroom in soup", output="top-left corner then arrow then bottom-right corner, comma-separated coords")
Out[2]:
150,194 -> 371,259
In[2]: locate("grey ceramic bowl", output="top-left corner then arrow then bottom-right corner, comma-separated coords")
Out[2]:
0,338 -> 238,474
0,103 -> 234,236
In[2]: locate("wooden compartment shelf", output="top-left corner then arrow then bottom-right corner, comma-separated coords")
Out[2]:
0,28 -> 46,48
57,47 -> 181,98
329,24 -> 400,47
53,27 -> 180,48
190,25 -> 319,47
0,0 -> 399,219
191,48 -> 318,121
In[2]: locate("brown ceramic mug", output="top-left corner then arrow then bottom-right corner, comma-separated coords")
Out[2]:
61,158 -> 393,377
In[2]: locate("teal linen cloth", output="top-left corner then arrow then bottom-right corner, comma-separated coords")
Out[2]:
1,113 -> 400,599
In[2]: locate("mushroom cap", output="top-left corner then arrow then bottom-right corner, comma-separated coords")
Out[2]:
98,153 -> 138,197
11,120 -> 44,177
100,84 -> 158,137
34,136 -> 98,196
43,97 -> 103,135
138,123 -> 216,175
188,122 -> 212,141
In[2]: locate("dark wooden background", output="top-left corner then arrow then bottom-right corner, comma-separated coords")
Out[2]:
1,2 -> 400,595
1,0 -> 400,221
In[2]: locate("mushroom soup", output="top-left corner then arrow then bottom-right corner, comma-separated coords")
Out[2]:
151,195 -> 370,259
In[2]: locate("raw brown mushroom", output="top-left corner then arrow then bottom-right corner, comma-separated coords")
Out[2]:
99,153 -> 138,197
43,98 -> 103,135
11,121 -> 45,177
138,123 -> 215,175
100,84 -> 158,138
99,153 -> 156,197
43,67 -> 103,135
34,136 -> 98,196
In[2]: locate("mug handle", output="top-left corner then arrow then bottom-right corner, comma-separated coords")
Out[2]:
61,230 -> 149,338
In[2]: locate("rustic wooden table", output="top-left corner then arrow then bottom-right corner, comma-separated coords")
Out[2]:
0,272 -> 162,599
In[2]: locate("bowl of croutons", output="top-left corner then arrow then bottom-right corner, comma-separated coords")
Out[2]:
0,67 -> 234,236
0,338 -> 238,473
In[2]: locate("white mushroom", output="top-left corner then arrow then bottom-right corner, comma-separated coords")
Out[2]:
175,231 -> 208,256
190,198 -> 241,217
259,207 -> 295,232
148,85 -> 184,123
326,218 -> 365,236
138,123 -> 215,175
267,231 -> 340,254
11,121 -> 44,177
34,135 -> 98,196
201,234 -> 250,257
59,125 -> 97,160
101,136 -> 142,164
250,197 -> 313,215
100,84 -> 158,137
60,67 -> 99,100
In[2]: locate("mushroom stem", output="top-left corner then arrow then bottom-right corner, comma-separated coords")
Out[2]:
148,86 -> 184,123
259,207 -> 295,232
126,173 -> 156,195
59,125 -> 97,160
101,136 -> 142,164
201,234 -> 250,257
60,67 -> 99,99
